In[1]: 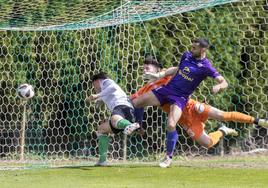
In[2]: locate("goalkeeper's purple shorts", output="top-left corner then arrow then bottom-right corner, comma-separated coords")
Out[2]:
152,86 -> 189,110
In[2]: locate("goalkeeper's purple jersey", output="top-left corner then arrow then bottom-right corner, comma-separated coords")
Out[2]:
166,51 -> 221,97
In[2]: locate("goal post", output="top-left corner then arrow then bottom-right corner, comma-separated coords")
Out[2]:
0,0 -> 267,167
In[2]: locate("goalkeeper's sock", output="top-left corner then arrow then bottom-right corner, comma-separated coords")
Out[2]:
207,131 -> 224,148
223,112 -> 254,124
98,134 -> 109,163
115,119 -> 131,129
166,130 -> 178,158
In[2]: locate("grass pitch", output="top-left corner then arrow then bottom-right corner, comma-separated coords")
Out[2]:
1,155 -> 268,188
1,166 -> 268,188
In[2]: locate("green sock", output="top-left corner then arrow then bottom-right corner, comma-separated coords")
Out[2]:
98,135 -> 109,162
115,119 -> 131,129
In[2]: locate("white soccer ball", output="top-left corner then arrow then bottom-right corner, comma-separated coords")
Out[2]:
17,83 -> 35,99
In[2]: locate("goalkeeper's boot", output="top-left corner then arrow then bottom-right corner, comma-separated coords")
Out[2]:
258,119 -> 268,128
219,125 -> 238,136
159,155 -> 172,168
124,123 -> 140,135
94,160 -> 108,167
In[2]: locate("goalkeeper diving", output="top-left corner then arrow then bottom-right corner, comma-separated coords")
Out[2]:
132,56 -> 268,168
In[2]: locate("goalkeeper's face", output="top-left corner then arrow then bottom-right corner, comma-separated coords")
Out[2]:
143,64 -> 160,74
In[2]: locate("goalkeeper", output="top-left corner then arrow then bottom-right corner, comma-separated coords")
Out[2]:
86,72 -> 140,166
132,56 -> 268,168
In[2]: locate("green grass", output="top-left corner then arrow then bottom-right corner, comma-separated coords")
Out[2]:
1,165 -> 268,188
1,155 -> 268,188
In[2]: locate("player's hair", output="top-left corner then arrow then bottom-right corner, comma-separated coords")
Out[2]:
144,56 -> 163,68
193,38 -> 210,48
91,72 -> 108,82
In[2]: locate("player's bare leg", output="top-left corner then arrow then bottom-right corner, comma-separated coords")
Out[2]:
132,91 -> 161,108
196,127 -> 238,148
160,104 -> 182,168
196,131 -> 214,148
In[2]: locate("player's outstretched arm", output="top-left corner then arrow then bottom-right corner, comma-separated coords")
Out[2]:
212,75 -> 228,94
86,94 -> 100,102
143,67 -> 177,82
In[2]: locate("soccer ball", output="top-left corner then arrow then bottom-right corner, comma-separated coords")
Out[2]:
17,83 -> 35,99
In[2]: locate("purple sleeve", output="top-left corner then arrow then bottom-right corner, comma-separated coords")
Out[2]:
206,62 -> 221,78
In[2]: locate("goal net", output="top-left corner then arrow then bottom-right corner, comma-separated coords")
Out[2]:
0,0 -> 267,168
